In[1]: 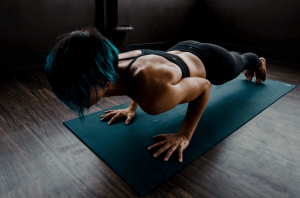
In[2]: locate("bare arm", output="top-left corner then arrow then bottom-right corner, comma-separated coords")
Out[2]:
177,85 -> 211,140
127,99 -> 138,111
147,77 -> 211,162
144,77 -> 211,139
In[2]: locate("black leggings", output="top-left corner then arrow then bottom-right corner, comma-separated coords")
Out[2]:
167,40 -> 262,85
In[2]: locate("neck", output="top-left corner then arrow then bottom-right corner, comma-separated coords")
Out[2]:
104,67 -> 130,97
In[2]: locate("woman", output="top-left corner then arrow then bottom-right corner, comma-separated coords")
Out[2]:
45,26 -> 267,163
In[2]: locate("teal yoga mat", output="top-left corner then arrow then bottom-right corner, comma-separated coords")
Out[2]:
63,74 -> 296,196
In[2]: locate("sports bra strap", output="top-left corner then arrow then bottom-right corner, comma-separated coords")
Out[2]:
120,49 -> 190,79
118,56 -> 136,61
119,49 -> 145,61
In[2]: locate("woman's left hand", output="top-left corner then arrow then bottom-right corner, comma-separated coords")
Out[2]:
148,133 -> 190,163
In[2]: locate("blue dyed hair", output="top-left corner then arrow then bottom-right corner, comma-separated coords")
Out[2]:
44,26 -> 119,121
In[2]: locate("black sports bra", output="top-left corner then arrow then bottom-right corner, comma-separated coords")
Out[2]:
119,49 -> 190,78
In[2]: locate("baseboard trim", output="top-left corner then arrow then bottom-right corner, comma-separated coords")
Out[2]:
0,52 -> 49,73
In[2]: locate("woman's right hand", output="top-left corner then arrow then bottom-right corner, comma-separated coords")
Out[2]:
100,108 -> 136,125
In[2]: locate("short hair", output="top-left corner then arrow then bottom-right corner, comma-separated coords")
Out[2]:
44,26 -> 119,121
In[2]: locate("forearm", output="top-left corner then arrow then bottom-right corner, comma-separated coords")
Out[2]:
127,99 -> 138,111
178,85 -> 211,140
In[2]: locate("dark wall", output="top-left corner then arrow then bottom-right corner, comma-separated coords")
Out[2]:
0,0 -> 300,72
186,0 -> 300,53
128,0 -> 197,44
0,0 -> 96,71
0,0 -> 197,71
128,0 -> 300,64
175,0 -> 300,64
0,0 -> 96,54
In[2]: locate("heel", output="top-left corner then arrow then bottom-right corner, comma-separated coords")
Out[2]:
255,58 -> 267,84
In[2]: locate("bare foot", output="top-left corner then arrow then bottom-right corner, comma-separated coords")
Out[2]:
244,69 -> 254,81
254,57 -> 267,84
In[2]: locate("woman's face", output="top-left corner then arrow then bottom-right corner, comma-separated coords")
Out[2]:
91,85 -> 105,106
83,84 -> 105,108
86,82 -> 118,106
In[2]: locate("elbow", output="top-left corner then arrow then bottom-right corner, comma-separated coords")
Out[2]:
143,106 -> 161,115
206,80 -> 211,87
205,80 -> 212,91
139,103 -> 164,115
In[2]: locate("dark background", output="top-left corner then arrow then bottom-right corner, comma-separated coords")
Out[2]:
1,0 -> 299,71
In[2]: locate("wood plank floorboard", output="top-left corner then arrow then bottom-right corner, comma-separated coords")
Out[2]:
0,59 -> 299,198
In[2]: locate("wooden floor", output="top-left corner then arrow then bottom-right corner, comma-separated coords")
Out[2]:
0,60 -> 299,198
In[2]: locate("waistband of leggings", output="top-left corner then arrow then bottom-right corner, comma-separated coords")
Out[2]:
167,45 -> 214,67
166,45 -> 215,79
175,40 -> 202,46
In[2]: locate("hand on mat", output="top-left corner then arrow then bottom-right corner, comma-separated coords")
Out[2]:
100,108 -> 135,125
148,133 -> 190,163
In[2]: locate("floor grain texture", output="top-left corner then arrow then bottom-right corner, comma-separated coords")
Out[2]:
0,60 -> 299,198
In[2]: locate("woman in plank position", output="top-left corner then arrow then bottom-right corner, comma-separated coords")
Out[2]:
45,26 -> 267,163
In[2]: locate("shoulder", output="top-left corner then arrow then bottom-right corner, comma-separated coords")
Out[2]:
130,62 -> 175,89
129,64 -> 176,114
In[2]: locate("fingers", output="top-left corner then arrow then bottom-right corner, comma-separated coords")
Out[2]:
125,116 -> 133,125
150,143 -> 184,162
108,114 -> 121,125
153,144 -> 172,158
101,109 -> 135,125
149,133 -> 186,162
178,145 -> 183,162
153,134 -> 171,139
101,113 -> 121,124
164,145 -> 178,161
101,110 -> 118,118
148,139 -> 167,150
100,113 -> 114,120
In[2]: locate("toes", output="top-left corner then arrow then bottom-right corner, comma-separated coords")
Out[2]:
246,76 -> 253,81
244,70 -> 254,81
